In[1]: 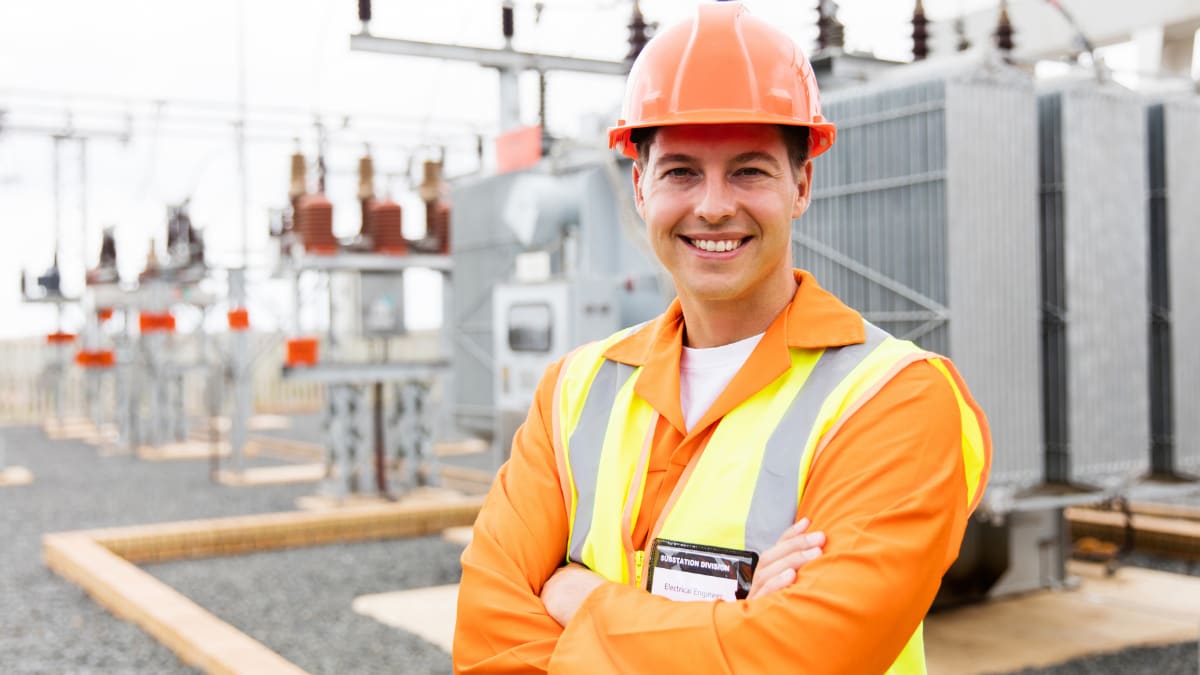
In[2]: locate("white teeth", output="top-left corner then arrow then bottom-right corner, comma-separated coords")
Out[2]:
689,238 -> 742,253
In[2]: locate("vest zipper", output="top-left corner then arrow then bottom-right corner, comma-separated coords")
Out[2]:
634,550 -> 645,589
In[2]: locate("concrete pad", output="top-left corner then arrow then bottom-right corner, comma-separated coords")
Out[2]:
353,585 -> 459,653
138,440 -> 229,461
215,463 -> 327,487
295,486 -> 466,512
295,493 -> 395,511
205,415 -> 293,433
248,414 -> 292,431
245,437 -> 324,462
43,418 -> 105,440
442,526 -> 473,547
925,560 -> 1200,674
435,438 -> 489,457
438,465 -> 494,495
0,466 -> 33,487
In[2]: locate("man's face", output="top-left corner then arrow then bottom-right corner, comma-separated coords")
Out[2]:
633,124 -> 812,309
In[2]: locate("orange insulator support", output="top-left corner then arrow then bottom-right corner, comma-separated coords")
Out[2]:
46,332 -> 76,345
75,349 -> 116,368
295,193 -> 338,254
285,337 -> 319,367
227,308 -> 250,331
369,199 -> 407,255
97,308 -> 114,322
139,311 -> 176,334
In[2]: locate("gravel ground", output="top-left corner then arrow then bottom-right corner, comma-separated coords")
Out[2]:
999,642 -> 1198,675
6,419 -> 1200,674
0,423 -> 460,674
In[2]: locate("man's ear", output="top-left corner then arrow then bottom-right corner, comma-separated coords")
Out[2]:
632,162 -> 646,218
792,160 -> 814,219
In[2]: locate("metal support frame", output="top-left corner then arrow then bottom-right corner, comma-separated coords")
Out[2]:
349,32 -> 625,132
281,251 -> 455,499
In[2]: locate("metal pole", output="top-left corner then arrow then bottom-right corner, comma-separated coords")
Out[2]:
52,136 -> 62,293
498,67 -> 521,132
374,338 -> 390,496
79,137 -> 89,300
51,136 -> 65,428
236,0 -> 250,268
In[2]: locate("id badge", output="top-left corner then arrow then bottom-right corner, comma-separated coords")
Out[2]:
645,538 -> 758,602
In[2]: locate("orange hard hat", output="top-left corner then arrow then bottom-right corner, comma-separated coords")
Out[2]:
608,2 -> 836,160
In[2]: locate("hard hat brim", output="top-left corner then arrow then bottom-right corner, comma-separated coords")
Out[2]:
608,113 -> 837,161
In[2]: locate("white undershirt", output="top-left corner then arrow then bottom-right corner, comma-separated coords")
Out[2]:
679,332 -> 765,432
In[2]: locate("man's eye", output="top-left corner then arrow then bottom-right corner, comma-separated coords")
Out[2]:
663,167 -> 693,178
735,167 -> 767,176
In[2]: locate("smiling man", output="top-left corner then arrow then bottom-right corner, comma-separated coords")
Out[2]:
453,4 -> 991,674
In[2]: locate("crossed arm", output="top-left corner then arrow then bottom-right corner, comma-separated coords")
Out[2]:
453,359 -> 970,674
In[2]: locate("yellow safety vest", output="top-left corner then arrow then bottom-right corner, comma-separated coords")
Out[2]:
551,321 -> 988,675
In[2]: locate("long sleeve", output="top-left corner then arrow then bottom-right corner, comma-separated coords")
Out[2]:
547,360 -> 974,674
453,361 -> 570,674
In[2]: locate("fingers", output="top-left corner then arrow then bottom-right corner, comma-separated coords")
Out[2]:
747,567 -> 796,600
746,519 -> 826,600
757,530 -> 826,574
784,517 -> 812,539
754,544 -> 823,585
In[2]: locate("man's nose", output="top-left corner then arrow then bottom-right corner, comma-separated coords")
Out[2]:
693,174 -> 736,225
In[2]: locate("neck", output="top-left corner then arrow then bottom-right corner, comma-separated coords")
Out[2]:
678,272 -> 798,348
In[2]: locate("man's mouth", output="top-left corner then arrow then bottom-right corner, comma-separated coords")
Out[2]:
685,237 -> 748,253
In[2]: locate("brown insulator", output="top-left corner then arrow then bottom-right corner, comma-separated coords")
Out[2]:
425,201 -> 451,255
816,0 -> 845,52
141,238 -> 161,281
626,1 -> 650,67
368,199 -> 407,255
289,152 -> 307,202
912,0 -> 930,61
994,0 -> 1014,53
295,193 -> 338,255
357,154 -> 375,202
418,160 -> 445,203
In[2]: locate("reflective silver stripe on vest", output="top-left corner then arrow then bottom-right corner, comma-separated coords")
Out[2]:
743,322 -> 891,554
567,360 -> 636,564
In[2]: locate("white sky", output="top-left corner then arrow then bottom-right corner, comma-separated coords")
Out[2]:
0,0 -> 1152,337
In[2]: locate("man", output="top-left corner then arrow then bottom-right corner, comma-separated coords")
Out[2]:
454,3 -> 991,674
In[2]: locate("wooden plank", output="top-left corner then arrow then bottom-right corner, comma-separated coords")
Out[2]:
138,440 -> 229,462
43,534 -> 306,675
69,496 -> 484,563
1067,506 -> 1200,557
42,496 -> 485,673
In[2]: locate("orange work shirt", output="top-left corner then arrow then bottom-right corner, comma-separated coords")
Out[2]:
454,270 -> 985,674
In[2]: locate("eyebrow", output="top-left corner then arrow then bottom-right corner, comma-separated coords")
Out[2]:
655,153 -> 698,165
654,151 -> 782,169
731,151 -> 782,168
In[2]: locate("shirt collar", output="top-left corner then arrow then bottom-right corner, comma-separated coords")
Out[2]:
602,269 -> 866,435
604,269 -> 865,366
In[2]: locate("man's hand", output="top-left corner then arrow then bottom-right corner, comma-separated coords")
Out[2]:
747,518 -> 826,600
541,562 -> 607,627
